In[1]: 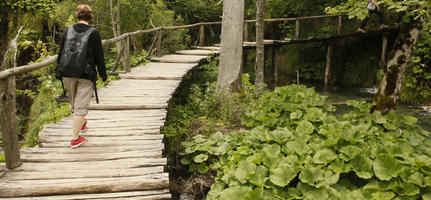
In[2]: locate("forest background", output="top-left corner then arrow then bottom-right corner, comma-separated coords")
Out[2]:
0,0 -> 431,199
1,0 -> 430,142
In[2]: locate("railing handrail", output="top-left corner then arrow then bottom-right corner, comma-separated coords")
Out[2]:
0,14 -> 346,80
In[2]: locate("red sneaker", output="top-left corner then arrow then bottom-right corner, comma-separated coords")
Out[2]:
71,136 -> 87,149
81,118 -> 87,133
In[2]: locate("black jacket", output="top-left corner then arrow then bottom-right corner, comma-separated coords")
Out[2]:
56,23 -> 107,81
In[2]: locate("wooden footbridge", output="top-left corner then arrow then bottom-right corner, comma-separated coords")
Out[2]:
0,14 -> 396,199
0,47 -> 219,199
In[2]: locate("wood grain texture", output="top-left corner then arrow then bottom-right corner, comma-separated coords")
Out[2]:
0,46 -> 216,198
0,190 -> 171,200
2,166 -> 164,181
0,174 -> 169,197
151,54 -> 208,63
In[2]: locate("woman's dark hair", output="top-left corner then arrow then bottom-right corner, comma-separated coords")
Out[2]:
76,4 -> 94,22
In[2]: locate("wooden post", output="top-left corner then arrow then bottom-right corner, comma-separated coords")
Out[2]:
324,43 -> 333,90
112,43 -> 125,72
124,37 -> 131,72
0,74 -> 21,169
380,34 -> 389,69
156,29 -> 162,57
295,19 -> 300,39
274,47 -> 279,86
337,15 -> 342,35
199,24 -> 205,46
243,22 -> 248,42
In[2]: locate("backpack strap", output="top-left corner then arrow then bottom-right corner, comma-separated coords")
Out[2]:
80,27 -> 96,44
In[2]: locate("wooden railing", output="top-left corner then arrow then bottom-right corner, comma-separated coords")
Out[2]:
0,14 -> 346,169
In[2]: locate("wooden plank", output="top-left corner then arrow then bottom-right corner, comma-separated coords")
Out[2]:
88,104 -> 168,110
176,49 -> 219,56
87,109 -> 167,114
196,46 -> 221,51
39,138 -> 163,148
104,83 -> 180,88
0,174 -> 169,197
1,190 -> 171,200
131,61 -> 197,70
151,55 -> 208,63
91,97 -> 172,102
42,126 -> 162,132
11,158 -> 167,171
20,150 -> 163,162
98,92 -> 175,96
2,166 -> 164,181
39,135 -> 163,142
53,118 -> 165,124
39,129 -> 161,137
50,120 -> 165,127
90,100 -> 170,105
119,74 -> 182,80
20,144 -> 164,154
56,117 -> 166,123
110,194 -> 171,200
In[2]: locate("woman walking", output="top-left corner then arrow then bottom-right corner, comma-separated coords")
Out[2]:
56,4 -> 107,148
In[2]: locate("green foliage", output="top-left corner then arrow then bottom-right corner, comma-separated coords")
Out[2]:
3,0 -> 57,16
130,52 -> 150,68
267,0 -> 345,17
242,84 -> 335,130
401,21 -> 431,105
164,0 -> 222,24
0,154 -> 5,163
181,85 -> 431,200
325,0 -> 430,21
25,69 -> 72,147
162,57 -> 248,159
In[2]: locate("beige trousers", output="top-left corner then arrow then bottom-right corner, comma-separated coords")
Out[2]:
63,77 -> 93,140
63,77 -> 93,115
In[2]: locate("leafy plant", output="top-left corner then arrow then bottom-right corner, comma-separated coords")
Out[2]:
242,84 -> 334,130
181,85 -> 431,200
401,21 -> 431,105
162,57 -> 253,163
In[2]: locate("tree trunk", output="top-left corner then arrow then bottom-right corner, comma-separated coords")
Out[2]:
110,0 -> 123,70
116,0 -> 121,39
216,0 -> 244,92
375,18 -> 425,114
0,5 -> 11,64
255,0 -> 265,94
109,0 -> 118,39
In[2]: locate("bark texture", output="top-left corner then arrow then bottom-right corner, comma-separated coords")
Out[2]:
375,19 -> 425,114
0,6 -> 21,169
216,0 -> 244,92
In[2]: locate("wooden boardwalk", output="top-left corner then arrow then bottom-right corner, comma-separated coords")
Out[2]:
0,47 -> 219,199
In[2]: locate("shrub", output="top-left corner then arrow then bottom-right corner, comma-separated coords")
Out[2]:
181,85 -> 431,200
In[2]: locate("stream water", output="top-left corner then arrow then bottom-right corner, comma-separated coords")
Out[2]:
318,87 -> 431,132
2,26 -> 23,69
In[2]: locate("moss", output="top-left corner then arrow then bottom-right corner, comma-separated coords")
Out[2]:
375,94 -> 396,114
397,55 -> 406,65
384,65 -> 399,95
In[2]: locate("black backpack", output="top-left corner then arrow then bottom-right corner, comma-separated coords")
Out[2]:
57,25 -> 95,78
